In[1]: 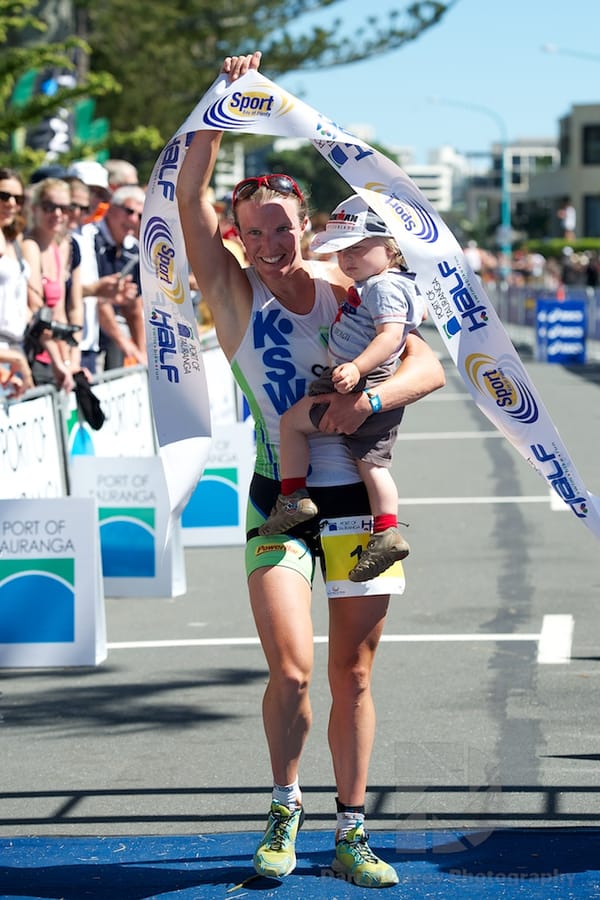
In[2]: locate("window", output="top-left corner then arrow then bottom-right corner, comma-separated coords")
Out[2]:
582,125 -> 600,165
584,194 -> 600,236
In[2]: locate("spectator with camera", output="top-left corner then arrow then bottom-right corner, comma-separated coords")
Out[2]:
22,177 -> 84,391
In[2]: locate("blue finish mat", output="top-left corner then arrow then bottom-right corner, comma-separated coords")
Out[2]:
1,829 -> 599,898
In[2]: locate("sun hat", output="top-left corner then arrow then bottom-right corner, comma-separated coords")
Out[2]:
310,194 -> 394,254
67,160 -> 109,189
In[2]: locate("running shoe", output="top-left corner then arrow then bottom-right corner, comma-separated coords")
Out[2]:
258,489 -> 318,535
348,526 -> 410,582
253,801 -> 305,878
332,823 -> 399,888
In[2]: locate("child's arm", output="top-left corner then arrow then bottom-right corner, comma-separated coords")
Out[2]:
332,322 -> 406,393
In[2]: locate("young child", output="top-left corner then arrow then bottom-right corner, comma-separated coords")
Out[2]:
259,194 -> 425,582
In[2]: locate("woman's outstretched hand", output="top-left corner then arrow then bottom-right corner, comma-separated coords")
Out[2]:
221,51 -> 262,81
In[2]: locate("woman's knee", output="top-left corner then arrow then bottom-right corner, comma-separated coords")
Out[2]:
329,657 -> 372,701
270,662 -> 312,701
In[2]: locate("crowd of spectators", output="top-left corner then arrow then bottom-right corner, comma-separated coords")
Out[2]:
0,158 -> 147,400
2,158 -> 599,401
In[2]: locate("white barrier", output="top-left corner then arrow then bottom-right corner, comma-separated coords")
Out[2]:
181,421 -> 254,546
70,456 -> 186,598
0,388 -> 67,499
180,340 -> 255,546
0,353 -> 255,669
65,366 -> 156,458
0,497 -> 105,667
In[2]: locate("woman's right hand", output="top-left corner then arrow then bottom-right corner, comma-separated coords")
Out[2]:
221,52 -> 262,82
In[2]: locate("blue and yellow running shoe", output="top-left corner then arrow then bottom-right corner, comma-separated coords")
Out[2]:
253,801 -> 305,878
332,823 -> 399,888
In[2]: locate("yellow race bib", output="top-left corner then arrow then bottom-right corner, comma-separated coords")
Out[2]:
320,516 -> 406,598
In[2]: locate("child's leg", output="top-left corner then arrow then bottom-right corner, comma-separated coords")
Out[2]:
348,460 -> 409,582
356,460 -> 398,522
279,396 -> 319,482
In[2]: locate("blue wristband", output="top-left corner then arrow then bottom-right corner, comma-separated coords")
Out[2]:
364,389 -> 382,414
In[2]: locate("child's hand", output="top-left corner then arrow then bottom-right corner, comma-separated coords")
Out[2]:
332,362 -> 360,393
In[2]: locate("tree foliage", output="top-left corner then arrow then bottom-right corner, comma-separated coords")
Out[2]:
1,0 -> 455,175
0,0 -> 118,170
82,0 -> 455,171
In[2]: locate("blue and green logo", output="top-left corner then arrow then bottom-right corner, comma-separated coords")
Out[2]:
98,507 -> 155,577
0,558 -> 75,643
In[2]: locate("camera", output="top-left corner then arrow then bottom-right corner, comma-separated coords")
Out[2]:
23,306 -> 81,363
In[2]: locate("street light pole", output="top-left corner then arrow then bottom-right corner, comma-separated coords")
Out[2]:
428,97 -> 512,281
541,43 -> 600,63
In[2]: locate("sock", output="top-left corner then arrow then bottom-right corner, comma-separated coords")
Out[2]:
272,779 -> 302,811
373,514 -> 397,533
281,477 -> 306,496
335,797 -> 365,841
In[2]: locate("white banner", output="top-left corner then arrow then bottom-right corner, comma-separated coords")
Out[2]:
141,70 -> 600,543
0,392 -> 66,499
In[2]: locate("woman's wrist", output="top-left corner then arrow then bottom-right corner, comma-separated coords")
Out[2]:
363,388 -> 382,414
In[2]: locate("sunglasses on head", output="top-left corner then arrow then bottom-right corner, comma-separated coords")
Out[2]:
0,190 -> 24,206
40,199 -> 70,215
232,174 -> 304,207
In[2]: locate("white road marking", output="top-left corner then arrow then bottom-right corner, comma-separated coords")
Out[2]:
549,487 -> 570,511
108,621 -> 572,663
422,392 -> 470,401
399,496 -> 549,506
397,431 -> 503,440
537,614 -> 574,664
107,634 -> 540,650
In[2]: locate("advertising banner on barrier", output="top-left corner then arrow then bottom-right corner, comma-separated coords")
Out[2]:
70,456 -> 186,597
0,390 -> 66,499
181,422 -> 254,547
66,368 -> 156,458
535,298 -> 587,365
0,497 -> 105,667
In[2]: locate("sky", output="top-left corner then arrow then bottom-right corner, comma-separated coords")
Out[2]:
278,0 -> 600,163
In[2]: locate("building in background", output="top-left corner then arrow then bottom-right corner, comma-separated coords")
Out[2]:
525,103 -> 600,238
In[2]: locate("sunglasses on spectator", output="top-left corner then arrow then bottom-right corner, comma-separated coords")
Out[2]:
40,199 -> 70,215
0,190 -> 25,206
232,174 -> 304,207
70,202 -> 90,214
120,206 -> 142,218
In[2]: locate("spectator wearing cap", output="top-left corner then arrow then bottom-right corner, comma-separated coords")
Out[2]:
29,164 -> 68,186
67,160 -> 110,224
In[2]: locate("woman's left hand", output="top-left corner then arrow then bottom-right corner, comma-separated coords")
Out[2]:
311,391 -> 371,435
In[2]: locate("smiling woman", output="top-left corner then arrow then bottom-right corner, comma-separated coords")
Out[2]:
21,177 -> 83,392
175,50 -> 445,887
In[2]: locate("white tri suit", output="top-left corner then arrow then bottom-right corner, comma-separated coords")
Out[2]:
231,264 -> 369,583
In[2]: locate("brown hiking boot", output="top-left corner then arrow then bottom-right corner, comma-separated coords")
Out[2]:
258,489 -> 319,536
348,526 -> 410,582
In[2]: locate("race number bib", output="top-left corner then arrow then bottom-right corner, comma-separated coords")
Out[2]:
320,516 -> 405,598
